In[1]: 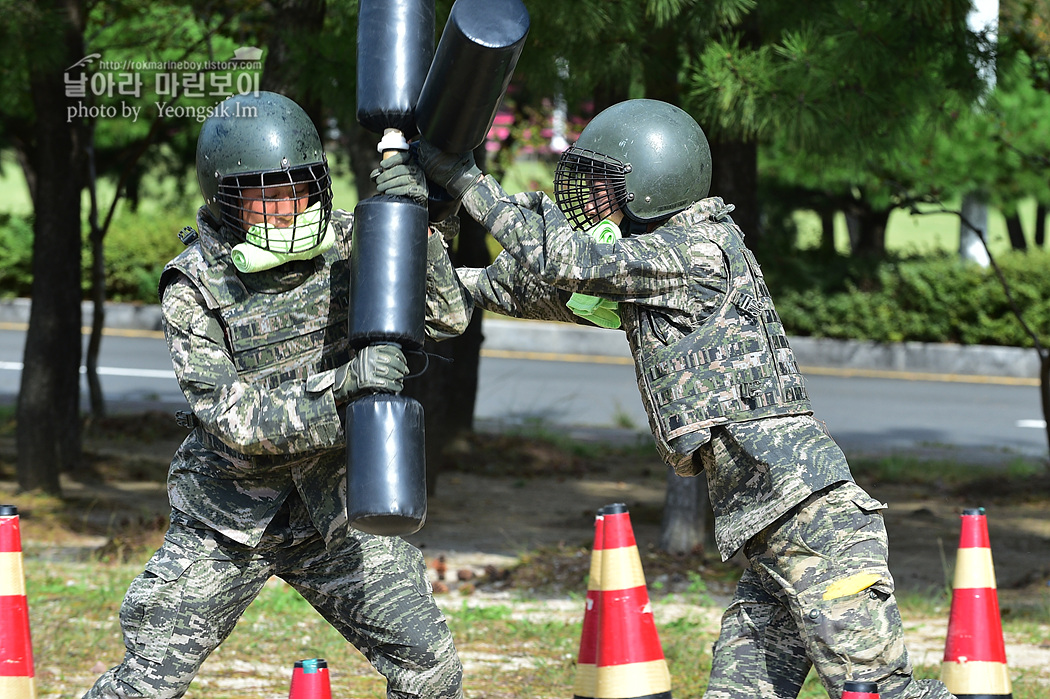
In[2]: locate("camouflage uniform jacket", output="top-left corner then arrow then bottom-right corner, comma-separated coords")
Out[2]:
158,207 -> 470,548
459,177 -> 854,560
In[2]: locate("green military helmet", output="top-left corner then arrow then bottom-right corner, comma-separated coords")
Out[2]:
554,99 -> 712,231
196,91 -> 332,251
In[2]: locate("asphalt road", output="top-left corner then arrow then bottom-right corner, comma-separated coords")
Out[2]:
1,325 -> 1046,461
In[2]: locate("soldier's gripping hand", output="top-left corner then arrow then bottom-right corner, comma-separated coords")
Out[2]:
334,344 -> 409,402
417,137 -> 482,199
371,150 -> 428,207
431,213 -> 460,243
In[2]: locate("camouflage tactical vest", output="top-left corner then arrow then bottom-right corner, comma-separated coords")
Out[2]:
160,216 -> 353,390
628,206 -> 812,462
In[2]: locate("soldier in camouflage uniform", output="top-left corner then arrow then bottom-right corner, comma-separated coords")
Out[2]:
84,92 -> 468,699
416,100 -> 955,699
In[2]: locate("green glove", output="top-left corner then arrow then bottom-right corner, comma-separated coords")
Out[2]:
566,295 -> 622,329
231,218 -> 335,273
567,219 -> 622,329
371,150 -> 428,207
417,137 -> 482,199
334,344 -> 409,402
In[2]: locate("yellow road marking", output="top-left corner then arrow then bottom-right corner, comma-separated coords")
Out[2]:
0,321 -> 1036,387
482,348 -> 1037,386
0,321 -> 165,339
799,364 -> 1038,387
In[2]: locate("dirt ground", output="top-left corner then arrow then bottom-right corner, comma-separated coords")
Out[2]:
2,411 -> 1049,683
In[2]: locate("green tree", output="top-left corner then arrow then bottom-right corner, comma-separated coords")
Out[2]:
2,0 -> 89,495
0,0 -> 266,492
688,0 -> 982,257
79,1 -> 255,417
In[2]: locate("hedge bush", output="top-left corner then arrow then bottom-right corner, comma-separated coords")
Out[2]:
98,209 -> 190,302
761,247 -> 1050,348
0,209 -> 190,304
0,213 -> 34,298
2,211 -> 1048,348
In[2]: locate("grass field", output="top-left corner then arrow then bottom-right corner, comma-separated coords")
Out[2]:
24,560 -> 988,698
4,414 -> 1048,699
792,198 -> 1046,258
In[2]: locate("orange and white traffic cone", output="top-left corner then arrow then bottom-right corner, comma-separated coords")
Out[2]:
842,680 -> 879,698
940,507 -> 1012,698
572,507 -> 606,699
1,504 -> 36,699
593,503 -> 671,699
288,658 -> 332,699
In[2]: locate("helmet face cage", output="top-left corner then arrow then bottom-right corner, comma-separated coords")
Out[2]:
216,158 -> 333,253
554,146 -> 632,231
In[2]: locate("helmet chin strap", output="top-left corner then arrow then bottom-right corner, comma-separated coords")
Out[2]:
624,217 -> 650,238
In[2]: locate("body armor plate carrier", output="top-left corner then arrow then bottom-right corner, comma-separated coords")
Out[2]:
631,207 -> 812,460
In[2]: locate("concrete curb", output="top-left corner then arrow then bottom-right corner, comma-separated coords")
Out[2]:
0,299 -> 167,332
1,299 -> 1040,380
480,319 -> 1041,380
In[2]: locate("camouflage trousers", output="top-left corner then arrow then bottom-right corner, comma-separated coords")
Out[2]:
705,482 -> 955,699
83,500 -> 462,699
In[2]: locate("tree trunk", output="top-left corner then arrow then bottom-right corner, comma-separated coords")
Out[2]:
819,208 -> 837,255
86,128 -> 106,419
1036,203 -> 1046,248
1040,352 -> 1050,460
959,192 -> 991,266
348,122 -> 380,203
259,0 -> 326,129
660,469 -> 715,557
1004,212 -> 1028,252
845,213 -> 861,254
404,155 -> 492,495
710,138 -> 760,245
16,0 -> 87,494
852,207 -> 891,258
445,213 -> 490,437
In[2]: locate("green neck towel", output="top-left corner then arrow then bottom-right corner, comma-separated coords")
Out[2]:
244,202 -> 324,253
232,213 -> 334,273
566,219 -> 622,329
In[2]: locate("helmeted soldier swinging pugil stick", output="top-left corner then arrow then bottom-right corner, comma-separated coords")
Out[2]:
419,99 -> 962,698
83,89 -> 470,698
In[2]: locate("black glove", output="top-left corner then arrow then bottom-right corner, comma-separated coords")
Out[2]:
431,214 -> 461,243
371,150 -> 428,207
334,344 -> 409,402
417,137 -> 483,199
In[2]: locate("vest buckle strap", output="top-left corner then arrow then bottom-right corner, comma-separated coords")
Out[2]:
174,410 -> 200,429
738,380 -> 762,400
178,226 -> 199,246
734,292 -> 762,324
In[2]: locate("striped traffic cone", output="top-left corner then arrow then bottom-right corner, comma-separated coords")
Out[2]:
573,506 -> 608,699
842,680 -> 879,698
593,503 -> 671,699
579,503 -> 617,692
288,658 -> 332,699
940,507 -> 1012,698
1,505 -> 36,699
